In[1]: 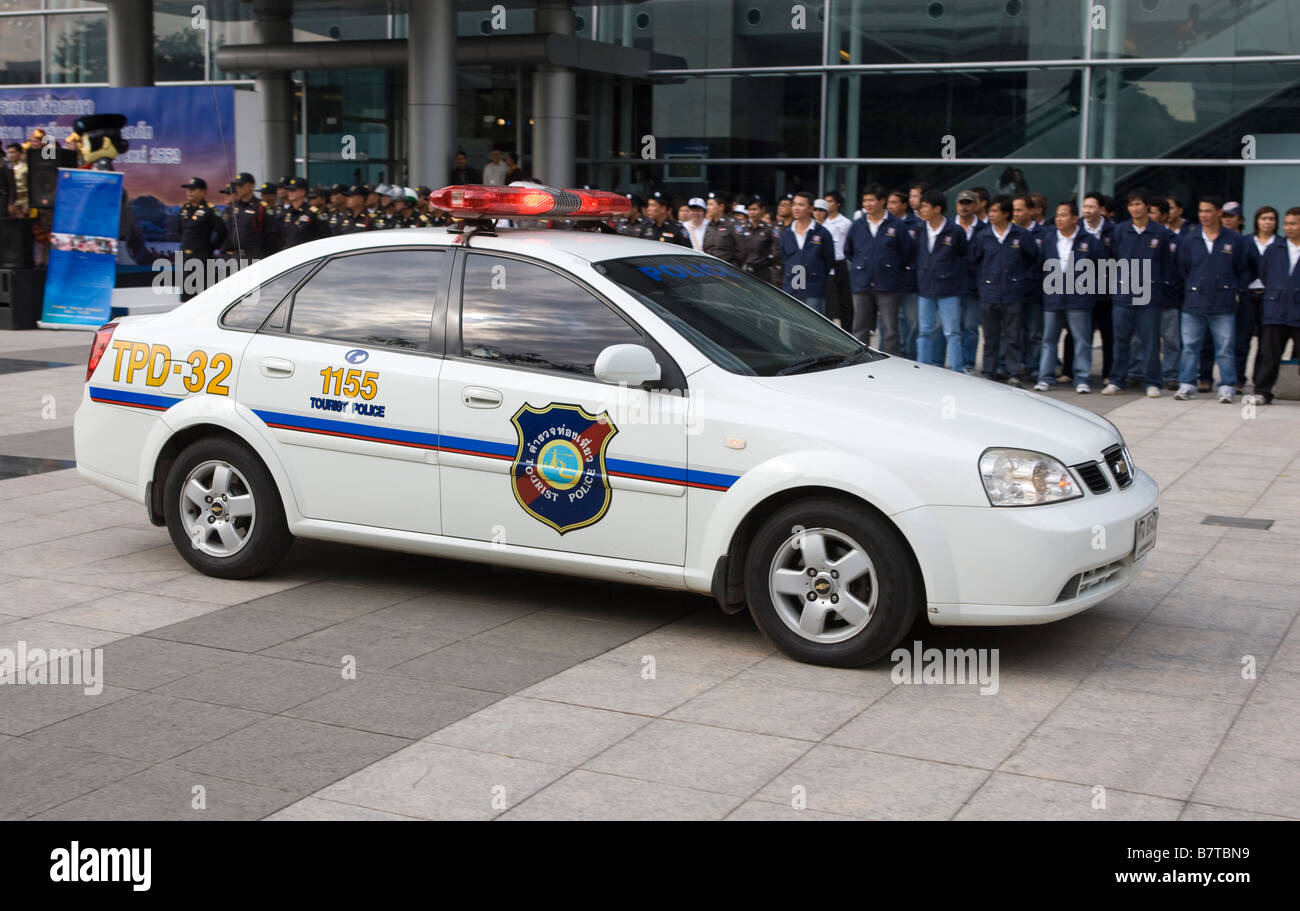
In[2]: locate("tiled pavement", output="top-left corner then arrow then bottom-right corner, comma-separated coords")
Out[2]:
2,329 -> 1299,820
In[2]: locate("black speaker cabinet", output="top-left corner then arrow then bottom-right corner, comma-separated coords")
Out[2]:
26,147 -> 82,209
0,268 -> 46,330
0,217 -> 34,269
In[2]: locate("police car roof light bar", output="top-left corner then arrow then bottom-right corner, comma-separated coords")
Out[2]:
430,184 -> 630,220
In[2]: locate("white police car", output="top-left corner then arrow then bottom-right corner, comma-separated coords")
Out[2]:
74,184 -> 1158,667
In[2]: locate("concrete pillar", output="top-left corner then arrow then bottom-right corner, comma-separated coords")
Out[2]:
408,0 -> 457,187
532,0 -> 575,187
107,0 -> 154,86
254,0 -> 295,181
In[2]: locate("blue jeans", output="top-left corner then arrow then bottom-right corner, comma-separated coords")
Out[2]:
1160,307 -> 1181,383
1040,309 -> 1093,386
961,294 -> 981,371
1179,311 -> 1236,387
803,296 -> 826,315
899,292 -> 918,359
917,296 -> 963,369
1112,305 -> 1162,387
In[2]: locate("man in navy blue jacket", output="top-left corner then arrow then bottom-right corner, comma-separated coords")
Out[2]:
1034,201 -> 1100,393
1104,191 -> 1175,398
779,190 -> 837,314
888,189 -> 925,359
970,196 -> 1039,384
1012,195 -> 1046,381
1250,206 -> 1300,404
843,183 -> 912,350
914,190 -> 969,369
1174,196 -> 1251,402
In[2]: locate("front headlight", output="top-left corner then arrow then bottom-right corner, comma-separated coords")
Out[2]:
979,448 -> 1083,507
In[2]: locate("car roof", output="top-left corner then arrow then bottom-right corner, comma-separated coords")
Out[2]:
283,226 -> 708,264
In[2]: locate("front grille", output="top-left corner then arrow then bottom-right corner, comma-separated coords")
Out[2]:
1072,461 -> 1111,495
1103,444 -> 1134,489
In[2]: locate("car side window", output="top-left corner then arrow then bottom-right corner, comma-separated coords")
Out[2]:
287,250 -> 442,350
460,254 -> 642,376
220,262 -> 315,331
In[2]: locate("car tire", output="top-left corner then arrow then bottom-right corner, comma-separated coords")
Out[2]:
743,498 -> 922,667
163,435 -> 293,579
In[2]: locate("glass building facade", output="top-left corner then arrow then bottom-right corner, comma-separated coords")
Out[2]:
3,0 -> 1298,212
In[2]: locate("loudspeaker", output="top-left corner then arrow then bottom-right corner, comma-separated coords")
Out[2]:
0,218 -> 33,269
0,268 -> 46,330
26,147 -> 81,209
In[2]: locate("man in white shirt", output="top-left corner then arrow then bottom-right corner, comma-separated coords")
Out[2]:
683,197 -> 707,252
481,148 -> 509,186
823,190 -> 853,327
953,190 -> 985,372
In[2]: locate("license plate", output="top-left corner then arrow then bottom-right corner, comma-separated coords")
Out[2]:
1133,508 -> 1158,561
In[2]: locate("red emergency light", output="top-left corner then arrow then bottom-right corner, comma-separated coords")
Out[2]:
430,184 -> 630,220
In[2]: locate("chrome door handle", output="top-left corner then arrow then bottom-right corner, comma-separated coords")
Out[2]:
462,386 -> 502,408
260,357 -> 294,378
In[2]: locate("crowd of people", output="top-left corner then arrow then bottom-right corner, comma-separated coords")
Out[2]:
614,183 -> 1300,405
38,135 -> 1295,404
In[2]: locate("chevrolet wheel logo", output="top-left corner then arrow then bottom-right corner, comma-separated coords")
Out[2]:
814,579 -> 832,595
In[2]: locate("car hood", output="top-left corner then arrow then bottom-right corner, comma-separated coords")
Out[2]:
751,355 -> 1122,464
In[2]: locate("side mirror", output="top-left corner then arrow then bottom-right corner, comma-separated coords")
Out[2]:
594,343 -> 661,386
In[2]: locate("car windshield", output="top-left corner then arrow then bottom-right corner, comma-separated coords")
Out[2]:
593,254 -> 885,376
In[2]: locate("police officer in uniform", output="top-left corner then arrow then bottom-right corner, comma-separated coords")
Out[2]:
257,181 -> 283,254
640,190 -> 691,246
703,190 -> 738,264
221,172 -> 266,262
329,184 -> 347,215
278,177 -> 326,248
737,197 -> 779,284
336,184 -> 373,234
178,177 -> 227,301
276,176 -> 293,210
308,185 -> 331,221
616,194 -> 651,236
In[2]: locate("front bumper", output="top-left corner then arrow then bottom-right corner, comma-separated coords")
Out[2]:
893,467 -> 1159,626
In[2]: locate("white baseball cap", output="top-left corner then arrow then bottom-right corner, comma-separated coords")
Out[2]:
688,197 -> 706,209
813,198 -> 830,212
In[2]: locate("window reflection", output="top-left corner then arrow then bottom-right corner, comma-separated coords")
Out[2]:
460,255 -> 643,376
289,251 -> 439,350
225,262 -> 314,331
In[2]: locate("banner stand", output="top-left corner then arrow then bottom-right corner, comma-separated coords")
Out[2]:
38,168 -> 124,331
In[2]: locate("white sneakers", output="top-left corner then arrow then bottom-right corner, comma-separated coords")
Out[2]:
1076,383 -> 1091,394
1174,383 -> 1196,400
1217,385 -> 1234,403
1033,381 -> 1051,392
1146,385 -> 1162,398
1101,383 -> 1122,395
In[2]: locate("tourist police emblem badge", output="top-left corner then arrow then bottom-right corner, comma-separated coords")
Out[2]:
511,403 -> 618,533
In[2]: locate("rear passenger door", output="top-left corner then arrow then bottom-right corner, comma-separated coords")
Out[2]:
236,248 -> 448,533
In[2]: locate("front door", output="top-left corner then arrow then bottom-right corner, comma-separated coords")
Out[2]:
437,251 -> 689,564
